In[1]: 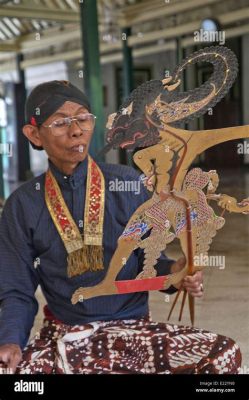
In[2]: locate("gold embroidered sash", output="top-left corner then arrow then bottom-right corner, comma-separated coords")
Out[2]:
45,155 -> 105,277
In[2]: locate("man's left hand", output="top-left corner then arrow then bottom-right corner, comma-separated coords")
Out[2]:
183,271 -> 204,298
171,257 -> 204,298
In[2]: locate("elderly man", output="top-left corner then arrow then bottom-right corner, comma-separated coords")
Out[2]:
0,81 -> 241,374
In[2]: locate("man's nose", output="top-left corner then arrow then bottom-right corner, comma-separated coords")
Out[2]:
69,119 -> 83,137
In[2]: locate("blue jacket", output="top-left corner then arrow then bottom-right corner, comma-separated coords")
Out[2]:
0,157 -> 175,349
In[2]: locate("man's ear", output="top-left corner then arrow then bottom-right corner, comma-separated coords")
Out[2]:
22,124 -> 43,148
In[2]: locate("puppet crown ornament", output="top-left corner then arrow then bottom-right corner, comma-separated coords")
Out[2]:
71,46 -> 249,325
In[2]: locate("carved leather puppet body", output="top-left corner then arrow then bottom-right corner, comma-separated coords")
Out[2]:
72,46 -> 249,323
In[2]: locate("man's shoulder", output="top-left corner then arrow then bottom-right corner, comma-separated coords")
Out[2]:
98,161 -> 151,205
98,161 -> 141,182
5,173 -> 45,206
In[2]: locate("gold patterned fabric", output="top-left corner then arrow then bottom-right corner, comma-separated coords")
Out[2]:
45,156 -> 105,277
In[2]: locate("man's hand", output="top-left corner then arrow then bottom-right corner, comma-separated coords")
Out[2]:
0,344 -> 22,373
171,257 -> 204,298
182,271 -> 204,298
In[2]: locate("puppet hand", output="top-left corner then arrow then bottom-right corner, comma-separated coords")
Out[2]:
0,344 -> 22,373
141,174 -> 156,192
217,194 -> 237,211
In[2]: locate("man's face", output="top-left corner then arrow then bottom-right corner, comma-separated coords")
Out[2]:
26,101 -> 94,167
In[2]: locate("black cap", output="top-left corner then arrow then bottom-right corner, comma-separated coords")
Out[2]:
25,80 -> 91,150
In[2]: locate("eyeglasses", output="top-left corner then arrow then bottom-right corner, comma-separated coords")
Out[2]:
42,113 -> 96,137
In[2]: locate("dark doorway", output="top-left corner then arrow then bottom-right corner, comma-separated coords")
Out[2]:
203,95 -> 241,169
197,39 -> 242,169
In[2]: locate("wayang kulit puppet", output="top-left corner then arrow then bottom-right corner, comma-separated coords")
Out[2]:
71,46 -> 249,324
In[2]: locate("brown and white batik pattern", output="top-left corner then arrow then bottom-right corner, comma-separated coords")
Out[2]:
16,316 -> 241,375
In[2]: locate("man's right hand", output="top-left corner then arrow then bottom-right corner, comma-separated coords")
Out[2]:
0,344 -> 22,373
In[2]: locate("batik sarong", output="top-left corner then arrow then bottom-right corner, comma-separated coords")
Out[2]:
16,307 -> 241,374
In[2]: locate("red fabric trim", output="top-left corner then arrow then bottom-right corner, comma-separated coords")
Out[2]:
30,117 -> 37,126
115,275 -> 169,294
43,305 -> 64,324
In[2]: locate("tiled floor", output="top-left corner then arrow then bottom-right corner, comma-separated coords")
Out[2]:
31,168 -> 249,372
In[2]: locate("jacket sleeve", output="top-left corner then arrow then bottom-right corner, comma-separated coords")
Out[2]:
0,192 -> 40,350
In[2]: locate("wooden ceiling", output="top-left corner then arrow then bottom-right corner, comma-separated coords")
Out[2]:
0,0 -> 249,72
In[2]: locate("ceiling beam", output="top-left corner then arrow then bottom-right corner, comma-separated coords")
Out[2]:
2,19 -> 249,73
16,2 -> 248,54
1,2 -> 249,65
19,41 -> 123,67
27,22 -> 249,67
127,6 -> 249,47
19,40 -> 177,69
20,49 -> 83,68
0,42 -> 19,52
18,30 -> 122,53
219,7 -> 249,25
20,28 -> 81,51
0,6 -> 80,23
128,21 -> 200,46
182,23 -> 249,47
116,0 -> 183,16
119,0 -> 221,27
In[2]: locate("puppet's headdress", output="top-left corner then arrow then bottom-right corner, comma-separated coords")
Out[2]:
99,46 -> 238,155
